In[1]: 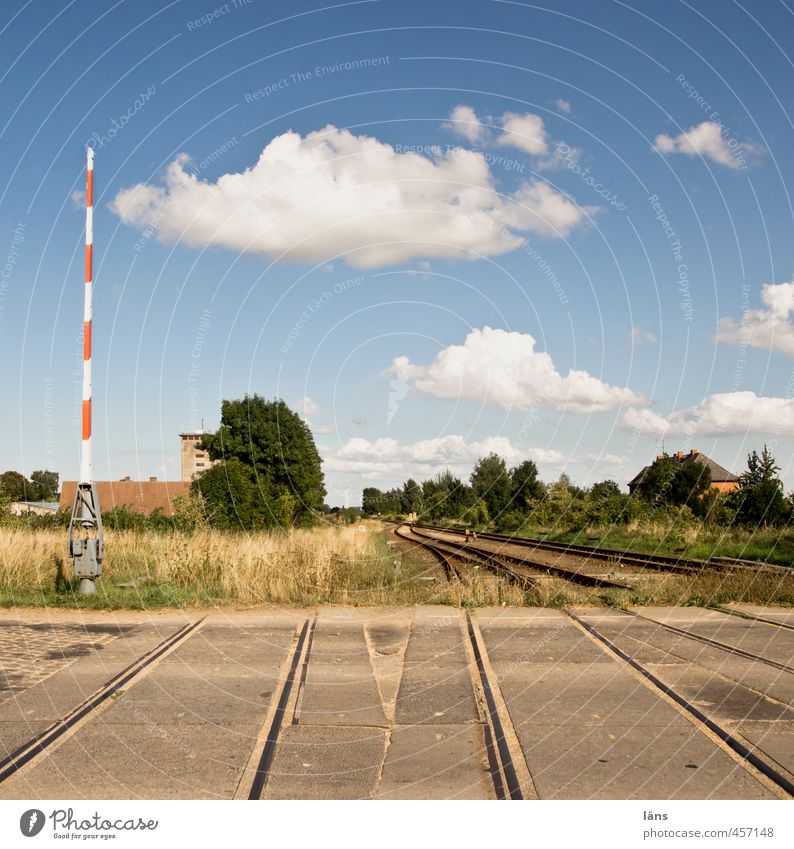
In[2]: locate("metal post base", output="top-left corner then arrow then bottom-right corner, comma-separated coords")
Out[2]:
78,578 -> 96,596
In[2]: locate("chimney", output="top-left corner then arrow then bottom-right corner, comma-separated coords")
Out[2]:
149,476 -> 158,482
690,449 -> 699,456
656,454 -> 665,461
121,475 -> 131,481
674,451 -> 685,460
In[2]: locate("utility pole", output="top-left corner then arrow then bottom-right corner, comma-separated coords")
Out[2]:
68,147 -> 104,595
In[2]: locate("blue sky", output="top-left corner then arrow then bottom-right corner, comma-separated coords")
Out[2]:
2,0 -> 793,505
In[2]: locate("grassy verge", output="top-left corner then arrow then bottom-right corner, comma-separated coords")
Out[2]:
478,523 -> 794,567
1,524 -> 792,609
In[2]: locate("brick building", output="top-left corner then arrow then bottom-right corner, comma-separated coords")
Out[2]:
60,478 -> 190,516
628,449 -> 739,496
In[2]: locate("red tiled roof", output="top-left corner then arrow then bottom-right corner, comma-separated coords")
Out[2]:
59,481 -> 191,516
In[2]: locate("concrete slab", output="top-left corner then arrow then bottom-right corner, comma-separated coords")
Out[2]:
262,725 -> 387,799
0,722 -> 261,799
724,605 -> 794,626
296,613 -> 386,727
376,724 -> 495,799
0,621 -> 297,799
628,607 -> 794,668
394,662 -> 479,725
403,607 -> 467,663
589,614 -> 794,707
479,614 -> 776,799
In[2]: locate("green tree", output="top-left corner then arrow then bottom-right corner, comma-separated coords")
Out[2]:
470,454 -> 511,521
193,458 -> 260,530
732,445 -> 790,527
30,470 -> 59,501
510,460 -> 544,511
200,395 -> 325,526
638,456 -> 710,511
362,487 -> 384,515
0,471 -> 32,501
401,478 -> 423,514
590,480 -> 621,501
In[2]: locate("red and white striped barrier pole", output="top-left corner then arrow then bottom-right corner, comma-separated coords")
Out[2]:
81,146 -> 94,484
69,147 -> 103,595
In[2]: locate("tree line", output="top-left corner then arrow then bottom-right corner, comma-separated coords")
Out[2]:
361,446 -> 792,530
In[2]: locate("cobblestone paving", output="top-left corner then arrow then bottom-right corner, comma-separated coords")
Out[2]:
0,623 -> 118,702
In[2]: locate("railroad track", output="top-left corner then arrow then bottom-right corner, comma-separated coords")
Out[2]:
403,522 -> 790,576
393,524 -> 534,586
566,609 -> 794,798
239,609 -> 533,800
0,618 -> 205,785
397,523 -> 631,590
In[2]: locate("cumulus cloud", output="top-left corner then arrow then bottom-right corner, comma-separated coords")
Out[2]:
717,279 -> 794,356
324,434 -> 567,476
499,111 -> 550,156
111,126 -> 589,270
388,326 -> 646,414
622,391 -> 794,436
654,121 -> 757,169
443,105 -> 573,170
444,104 -> 487,143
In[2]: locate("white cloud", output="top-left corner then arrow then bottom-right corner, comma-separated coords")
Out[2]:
717,279 -> 794,356
388,326 -> 646,414
498,111 -> 550,156
444,104 -> 487,143
298,396 -> 320,417
654,121 -> 756,169
111,126 -> 589,270
324,434 -> 566,476
555,99 -> 572,114
631,326 -> 658,344
622,391 -> 794,436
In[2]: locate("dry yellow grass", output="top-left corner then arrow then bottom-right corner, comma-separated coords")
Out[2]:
1,524 -> 791,609
0,525 -> 522,607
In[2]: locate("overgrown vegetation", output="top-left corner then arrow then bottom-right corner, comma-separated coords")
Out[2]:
363,447 -> 794,566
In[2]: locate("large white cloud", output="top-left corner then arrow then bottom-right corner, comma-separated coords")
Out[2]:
388,326 -> 646,414
717,279 -> 794,356
654,121 -> 756,169
324,434 -> 566,476
622,391 -> 794,436
111,125 -> 588,269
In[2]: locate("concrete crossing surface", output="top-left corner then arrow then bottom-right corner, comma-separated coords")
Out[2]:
0,605 -> 792,800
